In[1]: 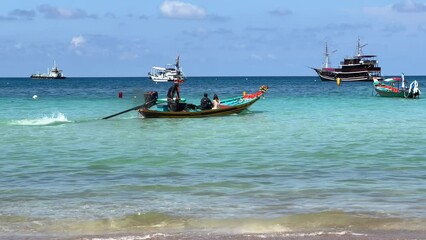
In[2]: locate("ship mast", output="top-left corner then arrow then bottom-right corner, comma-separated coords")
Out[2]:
357,38 -> 368,57
323,42 -> 336,69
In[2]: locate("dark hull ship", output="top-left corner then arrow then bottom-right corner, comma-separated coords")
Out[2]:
312,39 -> 381,82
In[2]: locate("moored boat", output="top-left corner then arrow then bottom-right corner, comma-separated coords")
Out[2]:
138,85 -> 269,118
312,39 -> 381,82
373,74 -> 421,98
31,61 -> 66,79
148,56 -> 185,82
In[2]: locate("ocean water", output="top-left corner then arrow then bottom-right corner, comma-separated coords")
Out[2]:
1,76 -> 426,239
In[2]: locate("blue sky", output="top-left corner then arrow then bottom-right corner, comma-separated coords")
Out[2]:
1,0 -> 426,77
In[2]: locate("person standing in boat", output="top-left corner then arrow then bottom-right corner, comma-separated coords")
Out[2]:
167,82 -> 180,111
212,94 -> 220,109
200,93 -> 213,110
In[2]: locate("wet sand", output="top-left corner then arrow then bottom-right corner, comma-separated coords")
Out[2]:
5,230 -> 426,240
79,231 -> 426,240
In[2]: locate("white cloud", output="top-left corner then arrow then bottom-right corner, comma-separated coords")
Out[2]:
0,9 -> 35,21
392,0 -> 426,13
365,1 -> 426,15
70,35 -> 86,48
364,2 -> 426,31
160,0 -> 206,19
37,4 -> 97,19
269,9 -> 292,16
14,43 -> 23,49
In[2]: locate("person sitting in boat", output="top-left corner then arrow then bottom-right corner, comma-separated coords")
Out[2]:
167,82 -> 180,111
212,94 -> 220,109
199,93 -> 213,110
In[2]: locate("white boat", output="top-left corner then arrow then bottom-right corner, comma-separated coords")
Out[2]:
148,56 -> 185,82
31,61 -> 66,79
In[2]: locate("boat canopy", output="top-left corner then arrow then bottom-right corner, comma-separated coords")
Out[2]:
151,66 -> 166,71
384,77 -> 402,83
358,55 -> 377,58
165,64 -> 176,70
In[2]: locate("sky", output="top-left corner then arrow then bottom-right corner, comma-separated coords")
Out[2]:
1,0 -> 426,77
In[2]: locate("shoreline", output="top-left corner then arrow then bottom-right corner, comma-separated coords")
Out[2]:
4,230 -> 426,240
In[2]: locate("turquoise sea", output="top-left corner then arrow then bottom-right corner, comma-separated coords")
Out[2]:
1,76 -> 426,240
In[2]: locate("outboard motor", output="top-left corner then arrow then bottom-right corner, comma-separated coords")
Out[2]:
144,91 -> 158,108
409,81 -> 421,99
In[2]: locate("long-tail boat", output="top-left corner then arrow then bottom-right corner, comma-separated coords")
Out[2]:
373,74 -> 421,98
138,85 -> 268,118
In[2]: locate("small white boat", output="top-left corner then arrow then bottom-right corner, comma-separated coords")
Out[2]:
148,56 -> 185,82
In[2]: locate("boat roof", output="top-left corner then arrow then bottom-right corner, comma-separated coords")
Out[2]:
384,77 -> 402,82
152,64 -> 177,71
151,66 -> 166,70
344,55 -> 377,60
357,55 -> 377,58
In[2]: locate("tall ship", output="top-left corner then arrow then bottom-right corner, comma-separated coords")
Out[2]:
31,61 -> 66,79
312,39 -> 381,82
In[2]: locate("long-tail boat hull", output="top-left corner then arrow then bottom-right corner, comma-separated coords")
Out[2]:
139,96 -> 260,118
138,86 -> 268,118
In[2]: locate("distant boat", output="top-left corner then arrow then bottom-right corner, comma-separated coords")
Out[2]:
373,73 -> 421,98
148,56 -> 185,83
312,39 -> 382,82
31,61 -> 66,79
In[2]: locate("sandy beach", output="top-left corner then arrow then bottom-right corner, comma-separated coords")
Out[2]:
4,230 -> 426,240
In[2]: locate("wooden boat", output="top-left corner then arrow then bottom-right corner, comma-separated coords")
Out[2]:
138,85 -> 268,118
373,74 -> 421,98
312,39 -> 381,82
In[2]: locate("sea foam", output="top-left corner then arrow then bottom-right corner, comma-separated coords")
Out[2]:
11,112 -> 71,126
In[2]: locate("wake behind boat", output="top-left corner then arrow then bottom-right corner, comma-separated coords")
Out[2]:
31,61 -> 66,79
138,85 -> 269,118
312,39 -> 381,82
148,56 -> 185,82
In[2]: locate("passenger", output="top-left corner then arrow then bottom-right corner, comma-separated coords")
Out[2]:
212,94 -> 220,109
167,82 -> 180,111
199,93 -> 213,110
